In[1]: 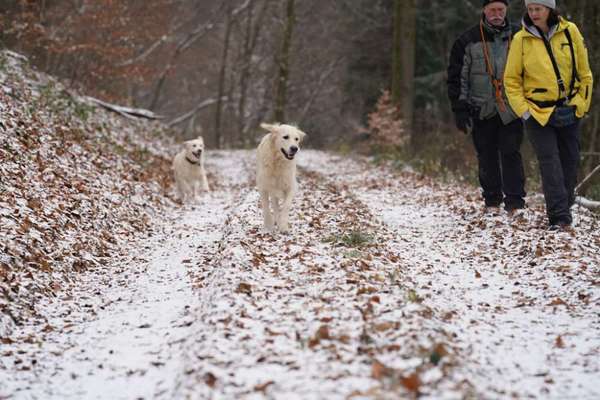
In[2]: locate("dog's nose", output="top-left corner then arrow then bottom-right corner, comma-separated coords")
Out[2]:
290,146 -> 298,154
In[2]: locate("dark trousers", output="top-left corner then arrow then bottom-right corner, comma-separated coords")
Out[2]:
472,115 -> 526,210
526,117 -> 581,225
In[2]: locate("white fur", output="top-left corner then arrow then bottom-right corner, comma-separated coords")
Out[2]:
256,122 -> 307,233
172,136 -> 210,203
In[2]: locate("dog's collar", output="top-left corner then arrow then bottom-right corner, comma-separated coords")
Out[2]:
185,157 -> 200,165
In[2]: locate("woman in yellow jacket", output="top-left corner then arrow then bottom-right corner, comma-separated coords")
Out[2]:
504,0 -> 593,229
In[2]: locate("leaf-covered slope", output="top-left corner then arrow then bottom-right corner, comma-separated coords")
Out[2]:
0,50 -> 176,337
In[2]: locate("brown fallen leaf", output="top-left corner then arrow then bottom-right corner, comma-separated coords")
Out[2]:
555,335 -> 565,349
337,334 -> 351,344
204,372 -> 217,388
357,286 -> 378,295
254,380 -> 275,393
400,372 -> 421,393
308,325 -> 331,348
316,325 -> 330,340
535,245 -> 544,258
373,322 -> 396,332
265,327 -> 284,336
371,359 -> 392,380
442,311 -> 456,321
547,298 -> 568,307
236,282 -> 252,295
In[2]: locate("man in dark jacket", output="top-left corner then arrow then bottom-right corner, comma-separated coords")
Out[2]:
447,0 -> 526,212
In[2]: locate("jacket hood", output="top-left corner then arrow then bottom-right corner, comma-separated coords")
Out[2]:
522,15 -> 566,39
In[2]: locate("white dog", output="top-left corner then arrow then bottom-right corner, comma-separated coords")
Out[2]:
256,122 -> 306,233
172,136 -> 210,203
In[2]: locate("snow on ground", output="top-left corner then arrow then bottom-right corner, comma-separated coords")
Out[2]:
300,150 -> 600,399
1,152 -> 252,399
2,146 -> 599,399
176,154 -> 467,400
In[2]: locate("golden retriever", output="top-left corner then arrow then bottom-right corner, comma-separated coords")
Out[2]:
172,136 -> 210,203
256,123 -> 306,233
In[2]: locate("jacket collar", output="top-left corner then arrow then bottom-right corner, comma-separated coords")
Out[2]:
481,15 -> 511,35
522,15 -> 565,40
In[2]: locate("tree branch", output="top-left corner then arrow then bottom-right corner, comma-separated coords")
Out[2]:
575,163 -> 600,195
167,97 -> 225,127
575,196 -> 600,210
84,96 -> 163,120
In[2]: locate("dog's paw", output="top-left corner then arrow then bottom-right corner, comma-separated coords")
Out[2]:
279,223 -> 290,233
263,220 -> 276,232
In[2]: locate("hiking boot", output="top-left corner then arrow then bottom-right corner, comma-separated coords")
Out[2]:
483,205 -> 501,216
548,221 -> 573,233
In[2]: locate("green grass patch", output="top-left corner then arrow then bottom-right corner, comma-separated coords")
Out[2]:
406,289 -> 423,303
323,230 -> 374,248
342,249 -> 363,259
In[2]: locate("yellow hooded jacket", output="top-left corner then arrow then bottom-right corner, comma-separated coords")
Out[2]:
504,17 -> 593,126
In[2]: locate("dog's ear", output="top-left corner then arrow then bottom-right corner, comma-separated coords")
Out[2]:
260,122 -> 281,134
298,130 -> 307,143
196,135 -> 204,142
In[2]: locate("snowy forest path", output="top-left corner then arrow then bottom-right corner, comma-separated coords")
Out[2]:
2,150 -> 599,400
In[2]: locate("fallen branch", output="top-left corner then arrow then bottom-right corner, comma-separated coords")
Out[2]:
575,163 -> 600,196
3,50 -> 28,62
575,196 -> 600,210
167,97 -> 224,127
116,36 -> 168,67
84,96 -> 163,120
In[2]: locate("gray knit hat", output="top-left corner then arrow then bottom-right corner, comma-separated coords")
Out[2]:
525,0 -> 556,9
483,0 -> 508,5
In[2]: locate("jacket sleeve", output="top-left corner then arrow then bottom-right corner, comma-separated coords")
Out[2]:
503,33 -> 529,118
447,35 -> 469,113
569,24 -> 593,116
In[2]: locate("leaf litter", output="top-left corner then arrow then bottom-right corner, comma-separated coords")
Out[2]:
1,50 -> 599,399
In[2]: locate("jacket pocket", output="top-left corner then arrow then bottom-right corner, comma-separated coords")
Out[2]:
532,88 -> 548,93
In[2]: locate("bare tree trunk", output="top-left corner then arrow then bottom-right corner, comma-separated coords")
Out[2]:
391,0 -> 416,136
148,1 -> 253,112
569,0 -> 600,192
148,19 -> 214,111
274,0 -> 295,123
215,4 -> 234,149
237,0 -> 270,145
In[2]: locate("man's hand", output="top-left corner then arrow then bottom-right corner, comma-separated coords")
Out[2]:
454,110 -> 473,134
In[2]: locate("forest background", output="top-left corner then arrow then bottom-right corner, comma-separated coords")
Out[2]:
2,0 -> 599,198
